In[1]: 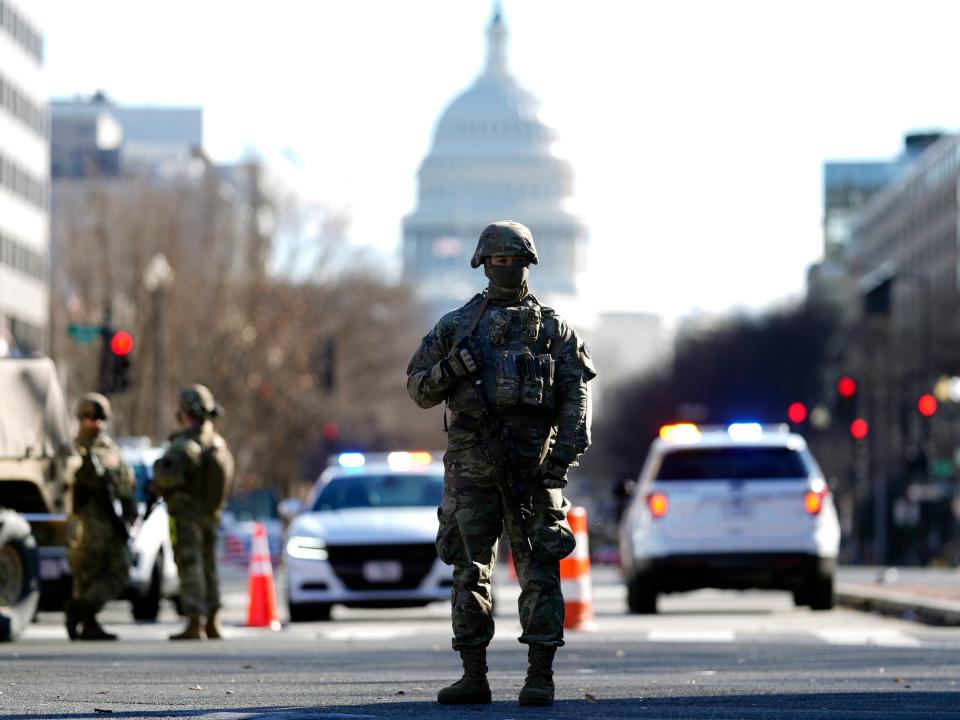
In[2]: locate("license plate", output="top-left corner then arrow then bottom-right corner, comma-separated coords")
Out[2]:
362,560 -> 403,583
40,559 -> 63,580
723,499 -> 754,517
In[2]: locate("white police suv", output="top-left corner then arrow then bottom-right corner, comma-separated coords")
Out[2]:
116,438 -> 179,621
619,423 -> 841,614
284,451 -> 450,621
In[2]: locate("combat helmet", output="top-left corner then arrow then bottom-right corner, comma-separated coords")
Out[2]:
179,384 -> 224,421
76,392 -> 112,421
470,221 -> 539,268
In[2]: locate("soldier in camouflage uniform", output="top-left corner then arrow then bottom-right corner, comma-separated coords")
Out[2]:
152,385 -> 234,640
407,221 -> 596,706
66,393 -> 136,641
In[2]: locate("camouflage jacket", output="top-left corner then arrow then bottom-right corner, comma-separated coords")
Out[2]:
71,433 -> 135,537
406,291 -> 596,467
152,421 -> 217,518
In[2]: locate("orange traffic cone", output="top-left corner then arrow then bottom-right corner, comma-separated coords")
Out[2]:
246,522 -> 281,630
561,506 -> 595,630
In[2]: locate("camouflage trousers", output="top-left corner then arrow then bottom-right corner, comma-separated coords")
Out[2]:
67,516 -> 130,614
437,446 -> 576,650
169,514 -> 220,618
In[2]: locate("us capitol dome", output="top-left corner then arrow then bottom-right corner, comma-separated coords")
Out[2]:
402,7 -> 588,304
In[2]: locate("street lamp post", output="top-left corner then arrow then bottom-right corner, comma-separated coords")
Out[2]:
143,253 -> 175,442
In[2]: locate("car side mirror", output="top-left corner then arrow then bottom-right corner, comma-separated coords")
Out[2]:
278,498 -> 305,521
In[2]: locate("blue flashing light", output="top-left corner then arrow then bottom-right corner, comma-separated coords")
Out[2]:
338,452 -> 366,468
727,422 -> 763,441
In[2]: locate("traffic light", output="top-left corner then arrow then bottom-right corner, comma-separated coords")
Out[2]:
917,393 -> 937,418
836,375 -> 857,400
314,338 -> 335,392
835,375 -> 858,421
849,418 -> 869,441
98,327 -> 134,394
787,401 -> 808,425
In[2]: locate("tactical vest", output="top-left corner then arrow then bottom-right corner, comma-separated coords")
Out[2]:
447,294 -> 559,418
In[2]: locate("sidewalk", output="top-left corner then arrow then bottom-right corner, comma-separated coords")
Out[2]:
836,566 -> 960,626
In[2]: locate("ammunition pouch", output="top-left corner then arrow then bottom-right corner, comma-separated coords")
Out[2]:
492,350 -> 555,411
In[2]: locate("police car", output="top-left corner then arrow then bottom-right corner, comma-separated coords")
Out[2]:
619,423 -> 841,614
116,438 -> 180,620
284,451 -> 450,621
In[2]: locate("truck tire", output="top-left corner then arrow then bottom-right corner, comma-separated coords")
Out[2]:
0,509 -> 40,641
131,555 -> 162,621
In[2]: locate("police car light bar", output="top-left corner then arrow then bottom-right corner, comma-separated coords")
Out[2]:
338,452 -> 366,468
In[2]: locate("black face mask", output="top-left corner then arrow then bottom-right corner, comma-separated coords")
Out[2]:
484,263 -> 528,291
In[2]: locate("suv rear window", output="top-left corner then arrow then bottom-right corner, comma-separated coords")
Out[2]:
656,447 -> 809,481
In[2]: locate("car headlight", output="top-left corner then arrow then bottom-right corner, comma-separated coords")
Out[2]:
285,535 -> 328,560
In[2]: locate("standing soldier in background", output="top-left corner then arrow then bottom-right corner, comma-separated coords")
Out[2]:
152,385 -> 234,640
406,221 -> 596,707
66,393 -> 136,641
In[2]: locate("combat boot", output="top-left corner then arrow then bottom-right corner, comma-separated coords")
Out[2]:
169,616 -> 203,640
204,613 -> 222,639
518,644 -> 556,706
437,646 -> 492,704
64,599 -> 84,641
79,614 -> 118,641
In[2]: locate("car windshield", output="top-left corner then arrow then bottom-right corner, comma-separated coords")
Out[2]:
313,473 -> 443,511
656,447 -> 810,481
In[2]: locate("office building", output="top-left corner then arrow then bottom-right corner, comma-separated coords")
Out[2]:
0,0 -> 48,354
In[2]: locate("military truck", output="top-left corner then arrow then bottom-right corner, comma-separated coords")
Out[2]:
0,357 -> 79,641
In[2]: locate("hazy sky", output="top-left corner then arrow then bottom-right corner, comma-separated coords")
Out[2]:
31,0 -> 960,321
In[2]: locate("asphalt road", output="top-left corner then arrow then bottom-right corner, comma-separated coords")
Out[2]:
3,566 -> 960,719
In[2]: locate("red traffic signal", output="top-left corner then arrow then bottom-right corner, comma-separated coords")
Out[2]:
917,393 -> 937,417
787,402 -> 808,424
850,418 -> 869,440
837,376 -> 857,399
109,330 -> 134,356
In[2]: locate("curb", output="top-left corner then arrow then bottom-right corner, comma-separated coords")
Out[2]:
836,584 -> 960,627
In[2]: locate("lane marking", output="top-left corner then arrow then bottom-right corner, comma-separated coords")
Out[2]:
816,629 -> 922,647
646,630 -> 736,643
317,626 -> 423,642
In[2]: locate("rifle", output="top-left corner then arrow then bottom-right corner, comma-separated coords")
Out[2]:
457,340 -> 534,553
83,449 -> 130,542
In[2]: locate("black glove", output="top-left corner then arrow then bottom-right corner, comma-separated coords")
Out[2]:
440,338 -> 482,378
537,458 -> 569,489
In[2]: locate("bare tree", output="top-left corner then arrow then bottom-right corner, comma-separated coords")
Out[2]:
51,160 -> 442,499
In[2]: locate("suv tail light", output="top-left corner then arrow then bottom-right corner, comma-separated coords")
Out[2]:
647,491 -> 669,518
804,489 -> 828,515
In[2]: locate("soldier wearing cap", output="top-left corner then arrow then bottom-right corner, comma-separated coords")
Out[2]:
152,384 -> 234,640
66,392 -> 136,640
407,221 -> 596,706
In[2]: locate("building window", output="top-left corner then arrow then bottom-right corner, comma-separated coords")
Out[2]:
0,72 -> 46,136
0,1 -> 43,63
0,151 -> 46,208
0,230 -> 46,281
